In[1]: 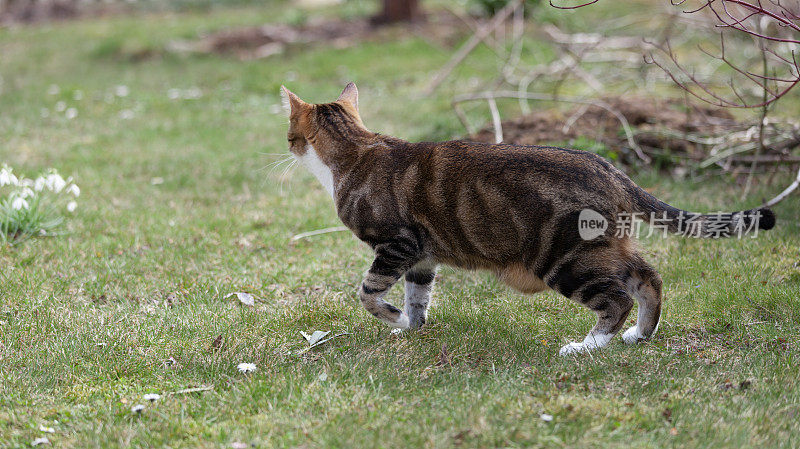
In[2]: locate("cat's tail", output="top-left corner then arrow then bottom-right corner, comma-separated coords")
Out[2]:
626,184 -> 775,238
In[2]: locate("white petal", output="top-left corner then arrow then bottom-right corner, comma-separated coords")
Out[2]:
143,393 -> 161,402
11,197 -> 28,210
236,363 -> 257,373
67,184 -> 80,197
32,437 -> 50,446
131,404 -> 145,413
67,201 -> 77,212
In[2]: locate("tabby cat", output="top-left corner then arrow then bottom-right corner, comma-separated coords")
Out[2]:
280,83 -> 775,355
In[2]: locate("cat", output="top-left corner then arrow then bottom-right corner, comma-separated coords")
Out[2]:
280,82 -> 776,355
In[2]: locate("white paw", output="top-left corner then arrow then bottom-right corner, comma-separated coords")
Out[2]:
385,313 -> 409,329
622,326 -> 644,345
559,342 -> 586,356
559,333 -> 612,356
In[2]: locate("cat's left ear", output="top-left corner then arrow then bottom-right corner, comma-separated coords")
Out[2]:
280,85 -> 309,117
337,82 -> 359,111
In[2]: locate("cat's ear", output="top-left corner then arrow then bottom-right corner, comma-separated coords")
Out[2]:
280,85 -> 308,116
337,82 -> 358,110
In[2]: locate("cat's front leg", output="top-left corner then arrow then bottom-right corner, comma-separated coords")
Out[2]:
404,260 -> 438,328
358,242 -> 422,329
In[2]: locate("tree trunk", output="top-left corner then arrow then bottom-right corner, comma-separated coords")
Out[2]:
373,0 -> 420,24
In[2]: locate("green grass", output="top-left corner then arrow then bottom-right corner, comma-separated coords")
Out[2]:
1,2 -> 799,448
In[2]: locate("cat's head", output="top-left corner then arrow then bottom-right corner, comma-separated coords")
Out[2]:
279,82 -> 366,160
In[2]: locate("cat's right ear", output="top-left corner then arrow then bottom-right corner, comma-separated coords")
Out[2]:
280,85 -> 308,117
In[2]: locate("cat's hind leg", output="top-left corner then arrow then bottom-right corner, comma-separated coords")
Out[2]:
404,260 -> 438,328
558,277 -> 634,355
622,256 -> 663,344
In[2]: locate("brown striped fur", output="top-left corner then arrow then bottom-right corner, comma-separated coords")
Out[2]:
280,83 -> 776,355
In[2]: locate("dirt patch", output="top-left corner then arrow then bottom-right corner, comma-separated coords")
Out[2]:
470,96 -> 741,165
167,12 -> 467,60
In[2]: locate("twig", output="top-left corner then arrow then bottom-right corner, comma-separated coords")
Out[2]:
291,226 -> 349,241
487,97 -> 504,143
424,0 -> 523,94
168,385 -> 213,396
453,90 -> 651,163
762,165 -> 800,207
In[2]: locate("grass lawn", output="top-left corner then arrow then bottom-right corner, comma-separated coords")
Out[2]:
1,2 -> 799,447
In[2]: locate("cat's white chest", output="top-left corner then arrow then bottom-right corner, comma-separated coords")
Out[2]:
296,144 -> 335,198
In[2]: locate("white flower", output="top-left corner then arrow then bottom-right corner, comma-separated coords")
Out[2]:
119,109 -> 135,120
115,85 -> 129,97
143,393 -> 161,402
130,404 -> 145,413
32,437 -> 50,446
540,413 -> 553,422
20,178 -> 34,187
65,108 -> 77,120
0,167 -> 18,187
66,184 -> 80,197
34,177 -> 46,191
46,173 -> 66,192
19,187 -> 35,199
47,84 -> 60,95
38,425 -> 55,433
237,363 -> 257,373
11,197 -> 29,210
67,201 -> 77,212
73,90 -> 83,101
55,101 -> 66,112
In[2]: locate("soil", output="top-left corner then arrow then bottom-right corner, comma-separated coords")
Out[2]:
469,96 -> 738,164
167,12 -> 468,60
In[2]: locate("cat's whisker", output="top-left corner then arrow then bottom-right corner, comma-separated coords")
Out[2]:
278,159 -> 297,196
262,156 -> 294,175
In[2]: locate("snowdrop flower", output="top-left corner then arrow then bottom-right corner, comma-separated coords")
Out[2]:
65,108 -> 78,120
130,404 -> 145,413
55,101 -> 66,112
47,84 -> 60,95
11,196 -> 29,211
66,184 -> 80,197
119,109 -> 135,120
115,85 -> 129,97
19,187 -> 35,199
0,167 -> 18,186
73,90 -> 83,101
67,201 -> 77,212
143,393 -> 161,402
34,176 -> 46,192
237,363 -> 257,373
46,173 -> 66,192
20,178 -> 34,188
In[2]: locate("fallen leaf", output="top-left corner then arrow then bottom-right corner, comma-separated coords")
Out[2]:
301,330 -> 331,347
210,334 -> 224,351
32,437 -> 50,446
225,292 -> 255,306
